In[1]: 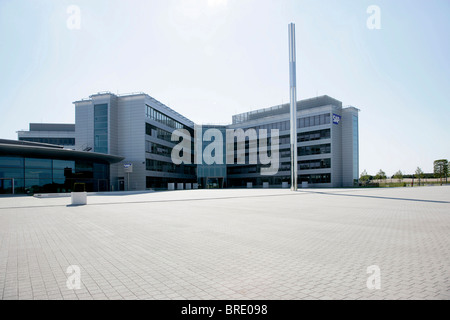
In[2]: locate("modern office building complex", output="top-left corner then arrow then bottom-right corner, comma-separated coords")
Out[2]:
11,92 -> 359,193
227,96 -> 359,188
17,123 -> 76,149
73,92 -> 196,192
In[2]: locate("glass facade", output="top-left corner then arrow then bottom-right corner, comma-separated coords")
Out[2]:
19,137 -> 75,146
145,141 -> 172,158
243,113 -> 331,133
94,104 -> 108,154
146,159 -> 195,175
299,174 -> 331,184
146,123 -> 173,142
298,144 -> 331,156
299,158 -> 331,170
0,156 -> 110,194
297,113 -> 331,128
146,105 -> 189,130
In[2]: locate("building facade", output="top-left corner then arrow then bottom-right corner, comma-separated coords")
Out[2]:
227,96 -> 359,188
73,92 -> 196,192
14,92 -> 359,192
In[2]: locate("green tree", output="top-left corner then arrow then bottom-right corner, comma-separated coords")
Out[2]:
374,169 -> 386,181
360,169 -> 370,184
393,170 -> 403,182
415,167 -> 424,186
434,159 -> 449,185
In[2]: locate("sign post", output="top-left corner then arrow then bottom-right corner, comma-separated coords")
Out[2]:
123,163 -> 133,191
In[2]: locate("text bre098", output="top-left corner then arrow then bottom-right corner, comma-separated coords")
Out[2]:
226,305 -> 267,315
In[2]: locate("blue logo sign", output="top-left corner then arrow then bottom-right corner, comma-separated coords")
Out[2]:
332,114 -> 341,125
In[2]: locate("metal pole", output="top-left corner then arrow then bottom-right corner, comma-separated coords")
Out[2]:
127,172 -> 130,191
289,23 -> 298,191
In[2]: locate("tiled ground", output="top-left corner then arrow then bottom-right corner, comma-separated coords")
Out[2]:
0,187 -> 449,300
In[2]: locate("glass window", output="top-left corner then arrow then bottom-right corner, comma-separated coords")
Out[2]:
53,160 -> 75,170
25,158 -> 52,169
25,169 -> 52,179
314,115 -> 320,126
0,157 -> 24,168
0,167 -> 24,179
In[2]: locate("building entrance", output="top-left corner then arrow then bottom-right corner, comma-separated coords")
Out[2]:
206,177 -> 224,189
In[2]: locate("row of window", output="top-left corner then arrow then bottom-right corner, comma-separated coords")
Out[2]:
0,157 -> 110,194
298,114 -> 330,128
298,144 -> 331,156
226,157 -> 331,175
299,174 -> 331,184
246,113 -> 331,133
275,143 -> 332,158
0,157 -> 109,179
146,105 -> 187,130
19,138 -> 75,146
94,104 -> 108,154
299,158 -> 331,170
277,129 -> 331,145
145,141 -> 172,158
146,123 -> 174,143
145,159 -> 196,175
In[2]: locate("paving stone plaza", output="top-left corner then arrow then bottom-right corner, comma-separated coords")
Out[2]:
0,187 -> 449,300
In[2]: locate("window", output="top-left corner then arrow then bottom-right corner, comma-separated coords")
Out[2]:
145,141 -> 173,158
298,113 -> 331,129
299,158 -> 331,170
0,157 -> 24,168
298,144 -> 331,156
146,105 -> 188,131
298,129 -> 330,142
299,174 -> 331,184
94,104 -> 108,154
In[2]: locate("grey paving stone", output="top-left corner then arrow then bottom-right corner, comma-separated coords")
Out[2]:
0,187 -> 449,300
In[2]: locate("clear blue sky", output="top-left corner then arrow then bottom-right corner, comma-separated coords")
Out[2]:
0,0 -> 449,176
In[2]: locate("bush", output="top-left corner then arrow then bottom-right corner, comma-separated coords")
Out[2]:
73,183 -> 86,192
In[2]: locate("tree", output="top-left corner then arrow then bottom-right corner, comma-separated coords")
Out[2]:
360,170 -> 370,184
415,167 -> 424,186
434,159 -> 449,185
374,169 -> 386,181
393,170 -> 403,182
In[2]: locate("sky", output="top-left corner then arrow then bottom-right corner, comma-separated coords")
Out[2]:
0,0 -> 449,176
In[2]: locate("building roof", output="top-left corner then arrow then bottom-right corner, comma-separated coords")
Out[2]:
73,91 -> 195,127
232,95 -> 343,124
0,139 -> 124,164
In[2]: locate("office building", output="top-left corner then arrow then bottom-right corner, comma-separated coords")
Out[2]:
11,92 -> 358,193
73,92 -> 196,191
227,96 -> 359,188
